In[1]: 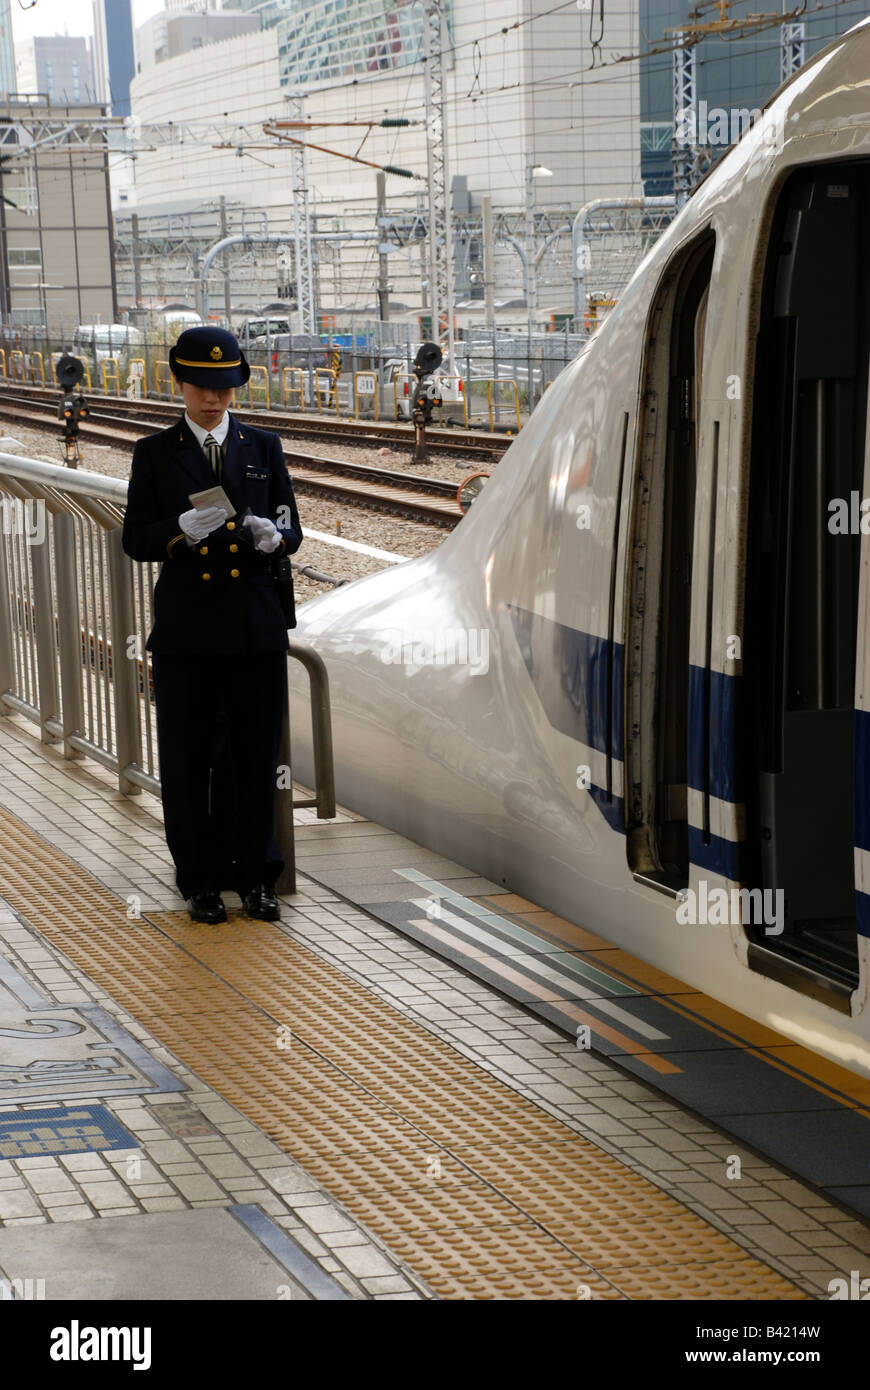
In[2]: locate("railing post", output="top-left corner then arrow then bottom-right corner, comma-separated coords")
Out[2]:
276,640 -> 336,896
53,512 -> 85,760
0,530 -> 15,711
30,521 -> 61,745
275,693 -> 295,896
106,529 -> 142,795
287,639 -> 335,818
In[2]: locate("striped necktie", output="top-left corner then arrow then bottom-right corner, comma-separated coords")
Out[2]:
203,433 -> 222,482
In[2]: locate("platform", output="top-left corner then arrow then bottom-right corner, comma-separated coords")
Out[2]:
0,710 -> 868,1304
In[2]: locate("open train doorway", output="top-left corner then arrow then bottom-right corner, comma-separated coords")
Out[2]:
743,161 -> 870,1002
627,233 -> 715,894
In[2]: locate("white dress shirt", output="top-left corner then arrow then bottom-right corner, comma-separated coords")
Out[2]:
182,411 -> 230,545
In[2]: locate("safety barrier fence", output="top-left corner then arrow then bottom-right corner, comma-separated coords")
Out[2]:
233,365 -> 270,411
281,366 -> 305,411
101,359 -> 121,396
0,451 -> 335,893
153,360 -> 177,400
353,371 -> 378,421
314,368 -> 339,415
0,341 -> 563,431
486,379 -> 521,432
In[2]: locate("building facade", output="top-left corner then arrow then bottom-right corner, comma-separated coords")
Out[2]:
136,9 -> 261,73
92,0 -> 136,118
640,0 -> 870,195
15,36 -> 96,106
127,1 -> 643,317
0,100 -> 116,336
0,0 -> 14,99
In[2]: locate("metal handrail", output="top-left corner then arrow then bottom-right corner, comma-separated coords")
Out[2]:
0,449 -> 334,893
287,639 -> 335,819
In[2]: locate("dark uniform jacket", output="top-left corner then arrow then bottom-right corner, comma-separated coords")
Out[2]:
122,413 -> 303,654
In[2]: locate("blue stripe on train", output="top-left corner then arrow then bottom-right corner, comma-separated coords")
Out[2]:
687,664 -> 744,804
588,785 -> 625,832
508,605 -> 624,760
509,611 -> 865,925
508,608 -> 743,801
688,825 -> 745,881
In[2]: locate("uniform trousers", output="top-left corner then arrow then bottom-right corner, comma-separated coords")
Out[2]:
151,651 -> 287,899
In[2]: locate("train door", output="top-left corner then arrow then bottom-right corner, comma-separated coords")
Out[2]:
626,232 -> 715,894
742,162 -> 870,1004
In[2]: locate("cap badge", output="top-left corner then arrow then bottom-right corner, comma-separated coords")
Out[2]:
210,345 -> 223,360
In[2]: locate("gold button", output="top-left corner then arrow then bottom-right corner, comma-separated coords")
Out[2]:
199,545 -> 208,555
230,568 -> 240,578
229,543 -> 238,553
226,521 -> 235,531
202,572 -> 211,581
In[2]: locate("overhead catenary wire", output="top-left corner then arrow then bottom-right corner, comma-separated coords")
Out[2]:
263,125 -> 419,179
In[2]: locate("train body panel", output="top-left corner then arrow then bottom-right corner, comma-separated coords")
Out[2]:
290,19 -> 870,1078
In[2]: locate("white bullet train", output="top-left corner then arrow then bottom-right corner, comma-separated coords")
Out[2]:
290,17 -> 870,1080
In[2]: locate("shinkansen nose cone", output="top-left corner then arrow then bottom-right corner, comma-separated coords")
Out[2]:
290,17 -> 870,1083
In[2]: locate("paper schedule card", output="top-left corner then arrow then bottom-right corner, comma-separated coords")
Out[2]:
188,485 -> 236,518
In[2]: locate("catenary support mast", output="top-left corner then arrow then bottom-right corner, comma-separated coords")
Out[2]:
422,0 -> 455,367
286,91 -> 317,336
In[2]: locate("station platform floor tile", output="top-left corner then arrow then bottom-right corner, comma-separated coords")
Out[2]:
0,714 -> 867,1300
0,1208 -> 332,1301
289,821 -> 870,1222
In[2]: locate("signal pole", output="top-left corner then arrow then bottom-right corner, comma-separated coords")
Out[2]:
482,194 -> 495,332
376,171 -> 390,322
422,0 -> 455,368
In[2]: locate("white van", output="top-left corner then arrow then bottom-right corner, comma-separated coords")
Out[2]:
72,324 -> 143,366
161,311 -> 202,334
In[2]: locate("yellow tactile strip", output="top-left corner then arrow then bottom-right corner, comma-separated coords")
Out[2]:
0,805 -> 806,1300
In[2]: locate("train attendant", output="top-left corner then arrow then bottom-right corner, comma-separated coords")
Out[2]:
122,326 -> 303,923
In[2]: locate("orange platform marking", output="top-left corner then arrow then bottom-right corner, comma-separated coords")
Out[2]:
483,897 -> 870,1111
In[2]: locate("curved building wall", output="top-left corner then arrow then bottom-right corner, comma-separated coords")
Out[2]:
128,6 -> 642,312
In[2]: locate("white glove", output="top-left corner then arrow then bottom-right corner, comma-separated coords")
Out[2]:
243,514 -> 282,553
179,505 -> 228,543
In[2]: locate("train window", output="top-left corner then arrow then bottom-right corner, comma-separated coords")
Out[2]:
743,161 -> 870,997
626,231 -> 715,893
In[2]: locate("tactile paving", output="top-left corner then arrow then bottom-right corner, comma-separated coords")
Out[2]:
0,804 -> 806,1301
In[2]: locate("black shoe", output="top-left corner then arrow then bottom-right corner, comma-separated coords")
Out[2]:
242,885 -> 280,921
186,891 -> 227,924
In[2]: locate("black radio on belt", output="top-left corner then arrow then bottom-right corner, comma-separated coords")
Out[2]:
270,552 -> 296,629
237,507 -> 296,629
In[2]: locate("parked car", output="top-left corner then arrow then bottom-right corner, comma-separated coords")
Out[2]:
236,317 -> 293,347
382,357 -> 467,421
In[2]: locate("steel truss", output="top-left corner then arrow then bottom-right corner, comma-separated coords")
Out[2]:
422,0 -> 455,364
284,94 -> 317,336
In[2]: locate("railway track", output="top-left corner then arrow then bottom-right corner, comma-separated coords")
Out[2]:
0,381 -> 510,463
0,391 -> 470,528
